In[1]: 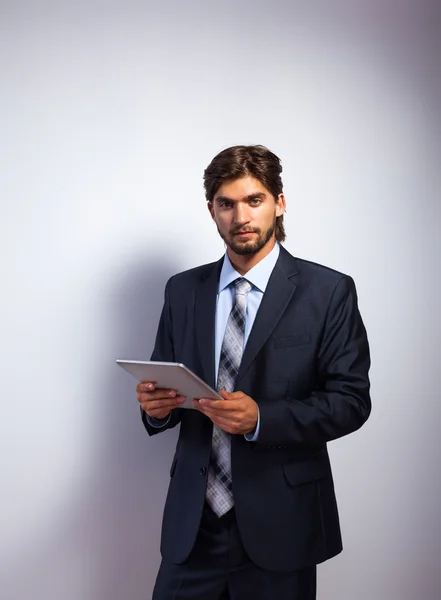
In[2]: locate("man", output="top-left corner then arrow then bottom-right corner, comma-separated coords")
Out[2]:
137,145 -> 371,599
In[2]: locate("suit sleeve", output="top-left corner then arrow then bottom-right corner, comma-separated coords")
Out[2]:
257,276 -> 371,445
141,277 -> 183,436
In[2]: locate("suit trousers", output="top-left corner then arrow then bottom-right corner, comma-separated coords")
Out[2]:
152,503 -> 317,600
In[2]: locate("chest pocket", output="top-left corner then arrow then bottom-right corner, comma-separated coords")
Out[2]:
274,334 -> 311,349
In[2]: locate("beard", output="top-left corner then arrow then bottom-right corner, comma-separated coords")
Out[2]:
217,218 -> 276,256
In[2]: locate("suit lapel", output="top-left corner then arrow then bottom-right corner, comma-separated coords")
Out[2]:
195,257 -> 224,388
236,247 -> 298,387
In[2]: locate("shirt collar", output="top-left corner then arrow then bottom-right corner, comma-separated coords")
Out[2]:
218,243 -> 280,293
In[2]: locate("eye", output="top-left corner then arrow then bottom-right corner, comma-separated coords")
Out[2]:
219,201 -> 233,208
249,197 -> 262,205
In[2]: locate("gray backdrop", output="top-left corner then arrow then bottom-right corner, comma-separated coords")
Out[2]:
1,1 -> 440,599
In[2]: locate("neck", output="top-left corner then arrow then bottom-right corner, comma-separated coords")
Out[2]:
227,237 -> 276,275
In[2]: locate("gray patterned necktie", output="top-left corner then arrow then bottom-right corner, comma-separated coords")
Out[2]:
206,277 -> 252,517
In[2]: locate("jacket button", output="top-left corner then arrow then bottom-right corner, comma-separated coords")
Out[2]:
200,466 -> 207,475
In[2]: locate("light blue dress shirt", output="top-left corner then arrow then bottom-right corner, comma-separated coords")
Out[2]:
216,243 -> 280,441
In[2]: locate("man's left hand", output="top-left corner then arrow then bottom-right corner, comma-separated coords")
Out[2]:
192,390 -> 258,435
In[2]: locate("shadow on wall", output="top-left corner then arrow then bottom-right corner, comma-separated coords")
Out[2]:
86,253 -> 182,600
4,252 -> 182,600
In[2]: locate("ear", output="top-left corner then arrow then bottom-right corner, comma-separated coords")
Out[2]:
275,194 -> 286,216
207,202 -> 215,220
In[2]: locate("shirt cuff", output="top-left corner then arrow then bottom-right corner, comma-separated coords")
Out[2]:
244,407 -> 260,442
145,414 -> 172,428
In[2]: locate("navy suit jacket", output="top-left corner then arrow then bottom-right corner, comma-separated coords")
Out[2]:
142,246 -> 371,571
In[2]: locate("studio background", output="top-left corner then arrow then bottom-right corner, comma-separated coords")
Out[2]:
1,1 -> 440,599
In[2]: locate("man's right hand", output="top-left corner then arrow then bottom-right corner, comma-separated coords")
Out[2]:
136,381 -> 186,420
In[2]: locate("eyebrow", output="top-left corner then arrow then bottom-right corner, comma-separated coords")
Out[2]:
215,192 -> 267,203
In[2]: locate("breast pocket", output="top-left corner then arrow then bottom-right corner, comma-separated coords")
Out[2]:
274,334 -> 311,349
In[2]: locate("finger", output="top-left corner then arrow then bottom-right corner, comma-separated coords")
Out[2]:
191,405 -> 241,433
219,389 -> 246,400
136,381 -> 178,396
136,381 -> 156,393
194,405 -> 237,422
140,397 -> 186,410
192,401 -> 215,416
197,398 -> 237,409
137,388 -> 178,400
210,415 -> 241,433
191,405 -> 230,427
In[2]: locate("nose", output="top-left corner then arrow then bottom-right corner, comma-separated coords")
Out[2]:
233,203 -> 250,225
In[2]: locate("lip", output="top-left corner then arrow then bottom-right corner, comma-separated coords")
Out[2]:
234,231 -> 254,238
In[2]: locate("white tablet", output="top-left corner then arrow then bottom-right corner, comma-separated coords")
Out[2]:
116,360 -> 222,409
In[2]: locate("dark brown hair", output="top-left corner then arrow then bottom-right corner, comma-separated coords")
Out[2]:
203,145 -> 286,243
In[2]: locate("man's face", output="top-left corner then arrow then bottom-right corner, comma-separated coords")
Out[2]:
208,176 -> 285,256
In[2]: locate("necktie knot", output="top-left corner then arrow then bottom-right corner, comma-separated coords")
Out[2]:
233,278 -> 252,297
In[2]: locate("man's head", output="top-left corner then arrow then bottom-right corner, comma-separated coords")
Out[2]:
203,145 -> 286,259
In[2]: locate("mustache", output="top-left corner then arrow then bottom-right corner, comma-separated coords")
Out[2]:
230,227 -> 260,235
